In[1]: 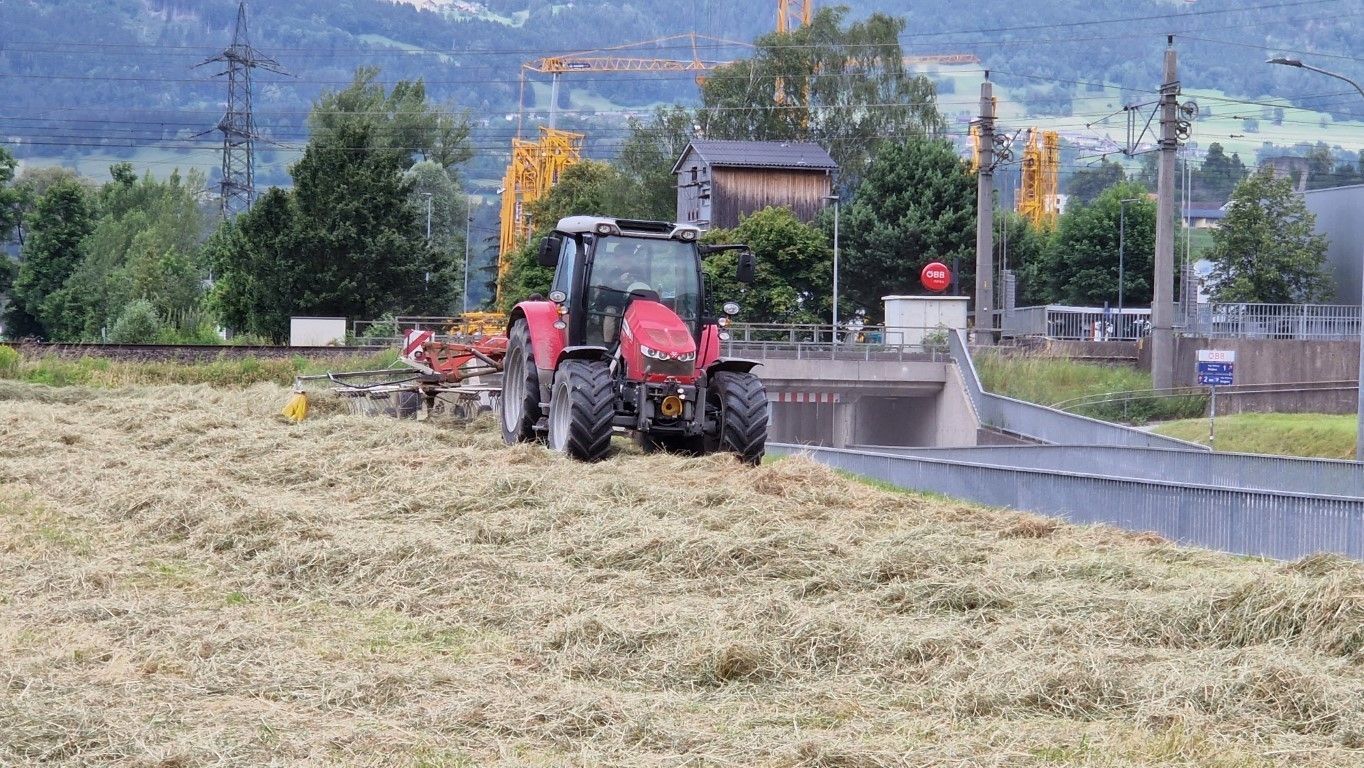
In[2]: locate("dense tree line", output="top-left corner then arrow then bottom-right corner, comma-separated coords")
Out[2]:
2,162 -> 214,341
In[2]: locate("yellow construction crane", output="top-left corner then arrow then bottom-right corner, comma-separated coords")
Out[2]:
1018,128 -> 1060,228
773,0 -> 813,106
776,0 -> 813,33
497,35 -> 742,306
497,127 -> 584,305
519,33 -> 740,130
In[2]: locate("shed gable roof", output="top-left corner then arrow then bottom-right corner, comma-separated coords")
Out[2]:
672,140 -> 838,174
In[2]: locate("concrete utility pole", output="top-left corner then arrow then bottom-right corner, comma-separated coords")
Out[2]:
975,77 -> 995,339
1152,38 -> 1179,391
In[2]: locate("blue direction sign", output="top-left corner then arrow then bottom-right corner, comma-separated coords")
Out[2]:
1196,349 -> 1236,387
1197,362 -> 1233,375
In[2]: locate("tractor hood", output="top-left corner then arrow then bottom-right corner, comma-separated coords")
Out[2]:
620,298 -> 697,380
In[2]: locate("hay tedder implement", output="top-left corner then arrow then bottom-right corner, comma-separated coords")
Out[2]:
285,215 -> 770,464
284,324 -> 508,422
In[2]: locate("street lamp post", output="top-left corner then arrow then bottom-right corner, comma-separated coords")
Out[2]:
462,195 -> 474,315
823,194 -> 840,342
1267,56 -> 1364,461
421,192 -> 433,290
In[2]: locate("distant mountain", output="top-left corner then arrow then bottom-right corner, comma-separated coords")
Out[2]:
2,0 -> 1360,187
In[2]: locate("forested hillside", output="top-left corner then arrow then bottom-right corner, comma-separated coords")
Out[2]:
2,0 -> 1362,186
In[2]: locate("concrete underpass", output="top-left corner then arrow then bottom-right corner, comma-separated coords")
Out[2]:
749,356 -> 981,448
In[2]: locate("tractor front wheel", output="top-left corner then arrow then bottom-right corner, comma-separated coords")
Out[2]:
708,371 -> 769,465
500,321 -> 543,445
547,359 -> 615,462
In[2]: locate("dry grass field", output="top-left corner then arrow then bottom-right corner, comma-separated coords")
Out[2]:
2,380 -> 1363,767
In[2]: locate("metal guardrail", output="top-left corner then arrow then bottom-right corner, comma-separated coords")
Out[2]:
770,443 -> 1364,561
949,329 -> 1208,450
850,444 -> 1363,499
997,302 -> 1361,342
998,305 -> 1153,341
1190,302 -> 1361,340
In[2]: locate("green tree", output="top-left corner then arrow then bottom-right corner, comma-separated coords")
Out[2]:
309,68 -> 473,172
702,207 -> 830,324
47,166 -> 211,340
1025,182 -> 1157,307
208,189 -> 305,343
698,7 -> 942,185
290,120 -> 437,319
1000,214 -> 1052,307
616,105 -> 695,220
1065,159 -> 1125,206
1195,142 -> 1247,202
407,160 -> 468,313
1208,168 -> 1331,303
108,298 -> 162,343
6,179 -> 94,339
0,148 -> 20,245
210,70 -> 469,338
838,139 -> 975,314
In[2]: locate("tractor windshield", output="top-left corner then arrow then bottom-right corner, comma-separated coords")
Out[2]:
583,236 -> 701,346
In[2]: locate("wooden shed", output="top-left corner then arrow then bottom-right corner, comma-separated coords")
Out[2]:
672,140 -> 838,229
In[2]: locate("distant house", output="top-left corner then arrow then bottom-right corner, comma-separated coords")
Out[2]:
672,140 -> 837,230
1181,203 -> 1227,228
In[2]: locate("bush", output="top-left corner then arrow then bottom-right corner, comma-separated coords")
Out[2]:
109,300 -> 162,343
0,345 -> 18,377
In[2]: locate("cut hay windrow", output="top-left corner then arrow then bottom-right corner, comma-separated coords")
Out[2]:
2,380 -> 1363,766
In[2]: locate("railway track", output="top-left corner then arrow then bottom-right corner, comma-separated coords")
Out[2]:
10,342 -> 387,363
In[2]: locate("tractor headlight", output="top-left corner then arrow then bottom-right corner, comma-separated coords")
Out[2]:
716,316 -> 730,327
676,350 -> 696,362
640,345 -> 670,360
722,301 -> 741,316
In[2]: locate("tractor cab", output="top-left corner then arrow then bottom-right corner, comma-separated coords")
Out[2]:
543,217 -> 705,350
500,216 -> 768,464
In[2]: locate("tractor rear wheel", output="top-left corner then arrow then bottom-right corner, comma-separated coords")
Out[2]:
708,371 -> 769,465
547,359 -> 615,461
500,321 -> 543,445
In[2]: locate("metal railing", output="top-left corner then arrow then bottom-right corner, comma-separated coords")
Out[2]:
849,444 -> 1363,499
949,329 -> 1208,450
769,443 -> 1364,561
724,323 -> 950,362
997,305 -> 1153,341
1189,302 -> 1361,340
997,302 -> 1361,342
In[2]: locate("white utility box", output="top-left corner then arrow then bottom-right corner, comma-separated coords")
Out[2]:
290,316 -> 347,347
881,295 -> 969,346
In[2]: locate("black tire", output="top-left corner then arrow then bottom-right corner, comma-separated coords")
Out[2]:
708,371 -> 769,465
547,359 -> 615,462
500,321 -> 543,445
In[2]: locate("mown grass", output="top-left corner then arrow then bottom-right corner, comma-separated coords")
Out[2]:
1153,412 -> 1358,460
2,382 -> 1362,766
0,345 -> 399,388
974,352 -> 1208,424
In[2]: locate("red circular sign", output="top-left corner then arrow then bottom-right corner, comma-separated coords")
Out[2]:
920,261 -> 952,293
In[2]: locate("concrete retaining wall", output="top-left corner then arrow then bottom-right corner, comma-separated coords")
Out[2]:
1137,337 -> 1360,388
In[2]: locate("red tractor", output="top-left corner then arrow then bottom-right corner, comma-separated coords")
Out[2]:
499,216 -> 769,463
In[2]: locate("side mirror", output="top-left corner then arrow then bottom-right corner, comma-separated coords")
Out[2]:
736,250 -> 757,285
537,235 -> 563,268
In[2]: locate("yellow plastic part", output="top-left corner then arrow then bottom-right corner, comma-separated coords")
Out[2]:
281,391 -> 309,423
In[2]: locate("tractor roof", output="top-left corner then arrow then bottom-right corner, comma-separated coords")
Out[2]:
555,216 -> 701,240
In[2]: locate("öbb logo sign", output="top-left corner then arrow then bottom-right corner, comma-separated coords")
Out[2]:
920,262 -> 952,293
